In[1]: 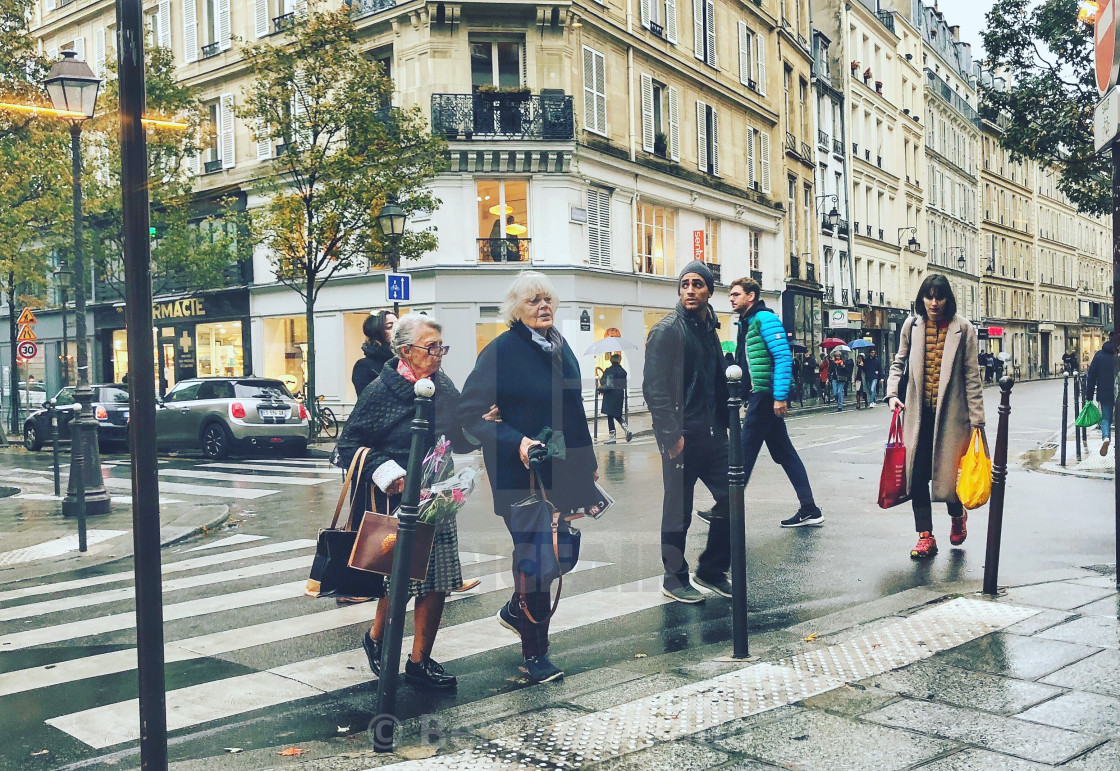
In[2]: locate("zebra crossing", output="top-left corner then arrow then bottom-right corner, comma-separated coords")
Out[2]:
0,529 -> 680,756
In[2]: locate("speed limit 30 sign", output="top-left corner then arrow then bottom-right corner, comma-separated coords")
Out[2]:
16,340 -> 37,359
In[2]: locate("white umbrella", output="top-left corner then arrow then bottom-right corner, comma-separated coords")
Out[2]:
585,337 -> 639,356
997,351 -> 1012,361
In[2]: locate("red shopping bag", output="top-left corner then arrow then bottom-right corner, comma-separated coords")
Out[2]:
877,407 -> 910,508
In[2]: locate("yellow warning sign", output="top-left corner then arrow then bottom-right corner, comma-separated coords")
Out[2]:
16,307 -> 37,325
16,324 -> 36,342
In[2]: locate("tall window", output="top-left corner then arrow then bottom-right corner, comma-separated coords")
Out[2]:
704,217 -> 719,268
696,101 -> 718,175
641,74 -> 679,159
748,229 -> 761,271
640,0 -> 678,42
746,126 -> 771,192
471,40 -> 523,90
693,0 -> 716,67
476,179 -> 530,262
787,177 -> 797,256
636,202 -> 676,276
803,184 -> 812,262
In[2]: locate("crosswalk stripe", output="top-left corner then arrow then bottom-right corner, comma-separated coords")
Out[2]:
0,558 -> 606,698
46,575 -> 665,749
237,458 -> 331,466
200,462 -> 340,475
185,534 -> 269,551
801,434 -> 865,448
0,556 -> 312,621
101,477 -> 277,499
157,469 -> 330,486
0,539 -> 316,605
0,531 -> 129,566
12,492 -> 186,505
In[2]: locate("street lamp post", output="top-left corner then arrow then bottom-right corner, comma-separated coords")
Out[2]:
377,201 -> 407,316
44,50 -> 111,518
897,226 -> 921,254
950,246 -> 967,272
53,264 -> 71,386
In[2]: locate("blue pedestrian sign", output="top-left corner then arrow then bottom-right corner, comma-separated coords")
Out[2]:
386,273 -> 410,303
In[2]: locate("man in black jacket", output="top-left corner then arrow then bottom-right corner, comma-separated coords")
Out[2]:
644,261 -> 731,604
1086,341 -> 1115,456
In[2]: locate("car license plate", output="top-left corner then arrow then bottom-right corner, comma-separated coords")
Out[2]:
260,409 -> 287,418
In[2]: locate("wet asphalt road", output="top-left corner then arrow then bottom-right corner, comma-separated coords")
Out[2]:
0,377 -> 1113,770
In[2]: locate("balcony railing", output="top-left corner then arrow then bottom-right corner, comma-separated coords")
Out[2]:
879,291 -> 885,305
801,142 -> 813,160
841,288 -> 849,305
855,288 -> 862,304
853,221 -> 860,234
806,262 -> 817,283
824,285 -> 835,302
789,253 -> 801,280
786,132 -> 798,154
832,138 -> 842,155
273,12 -> 295,32
877,10 -> 896,34
878,228 -> 884,240
866,225 -> 872,237
837,219 -> 849,236
818,129 -> 828,148
351,0 -> 396,17
478,238 -> 531,263
750,269 -> 763,284
926,69 -> 981,128
708,263 -> 722,284
203,158 -> 223,174
201,42 -> 220,59
431,93 -> 574,141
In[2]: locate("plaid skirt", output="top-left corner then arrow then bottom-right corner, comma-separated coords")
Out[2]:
384,518 -> 463,599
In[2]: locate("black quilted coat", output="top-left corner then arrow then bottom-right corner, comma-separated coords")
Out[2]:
351,340 -> 394,397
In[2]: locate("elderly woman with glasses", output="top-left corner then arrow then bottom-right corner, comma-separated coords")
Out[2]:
335,313 -> 475,690
459,271 -> 599,684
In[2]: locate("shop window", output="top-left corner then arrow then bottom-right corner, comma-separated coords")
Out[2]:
263,316 -> 308,396
591,307 -> 624,374
476,321 -> 506,355
195,321 -> 244,377
636,201 -> 676,276
477,179 -> 529,262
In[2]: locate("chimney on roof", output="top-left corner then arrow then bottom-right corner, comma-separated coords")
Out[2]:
949,25 -> 960,42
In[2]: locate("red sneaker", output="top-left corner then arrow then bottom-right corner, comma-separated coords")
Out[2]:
910,531 -> 938,560
950,513 -> 968,546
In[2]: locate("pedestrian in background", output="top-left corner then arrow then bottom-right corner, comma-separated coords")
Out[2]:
336,314 -> 474,690
459,271 -> 598,684
803,353 -> 818,398
993,354 -> 1005,381
829,351 -> 851,411
819,355 -> 830,403
863,348 -> 882,406
644,260 -> 732,604
887,274 -> 986,560
854,354 -> 869,410
351,310 -> 397,396
1086,341 -> 1115,456
729,277 -> 823,528
599,354 -> 633,444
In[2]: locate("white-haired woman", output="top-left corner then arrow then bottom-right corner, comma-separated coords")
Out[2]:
459,271 -> 599,684
335,314 -> 475,690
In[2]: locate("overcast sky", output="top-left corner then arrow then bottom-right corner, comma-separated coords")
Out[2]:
930,0 -> 998,59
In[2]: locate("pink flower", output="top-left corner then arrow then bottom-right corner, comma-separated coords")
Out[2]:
452,489 -> 465,505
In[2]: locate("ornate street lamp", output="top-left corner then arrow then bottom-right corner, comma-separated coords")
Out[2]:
950,246 -> 967,271
815,194 -> 841,229
44,50 -> 110,518
897,226 -> 921,254
377,201 -> 408,315
53,263 -> 72,386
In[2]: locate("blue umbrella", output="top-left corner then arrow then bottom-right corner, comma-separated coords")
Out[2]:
849,339 -> 875,350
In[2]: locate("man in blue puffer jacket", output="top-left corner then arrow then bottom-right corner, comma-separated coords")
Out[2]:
730,277 -> 823,527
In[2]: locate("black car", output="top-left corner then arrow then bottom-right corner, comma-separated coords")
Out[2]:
23,384 -> 131,452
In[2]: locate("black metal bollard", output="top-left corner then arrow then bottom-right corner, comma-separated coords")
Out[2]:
725,365 -> 750,659
47,401 -> 60,496
592,376 -> 599,441
983,377 -> 1014,596
1074,372 -> 1082,463
70,410 -> 87,552
1060,375 -> 1069,467
373,378 -> 433,753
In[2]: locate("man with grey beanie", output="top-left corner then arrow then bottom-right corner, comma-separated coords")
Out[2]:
643,260 -> 732,603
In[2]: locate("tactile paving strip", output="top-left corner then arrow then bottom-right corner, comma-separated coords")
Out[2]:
381,597 -> 1038,770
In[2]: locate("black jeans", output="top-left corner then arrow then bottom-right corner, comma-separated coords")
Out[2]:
910,405 -> 964,533
660,430 -> 731,587
606,414 -> 629,433
741,392 -> 816,511
500,513 -> 554,659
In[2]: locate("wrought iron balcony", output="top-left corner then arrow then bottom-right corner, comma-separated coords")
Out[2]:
841,288 -> 849,305
789,253 -> 800,280
786,132 -> 798,154
708,263 -> 722,284
824,285 -> 835,302
877,10 -> 896,34
203,158 -> 223,174
833,138 -> 842,155
431,93 -> 574,141
201,42 -> 220,59
274,12 -> 295,32
878,228 -> 884,241
478,238 -> 531,263
818,129 -> 828,148
866,224 -> 872,237
837,219 -> 849,236
750,269 -> 763,284
853,221 -> 860,233
806,262 -> 817,283
855,288 -> 862,304
351,0 -> 396,17
801,142 -> 812,160
879,291 -> 885,305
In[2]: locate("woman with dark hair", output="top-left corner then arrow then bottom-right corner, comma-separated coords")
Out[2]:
886,274 -> 986,559
599,354 -> 633,443
352,310 -> 397,396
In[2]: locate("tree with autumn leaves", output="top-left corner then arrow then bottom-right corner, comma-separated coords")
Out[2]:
240,6 -> 446,414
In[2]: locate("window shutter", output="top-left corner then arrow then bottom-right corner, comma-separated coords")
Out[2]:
588,188 -> 611,268
218,0 -> 232,51
46,0 -> 55,11
692,0 -> 703,61
220,93 -> 236,169
665,0 -> 677,43
72,37 -> 85,61
704,0 -> 716,67
582,46 -> 606,136
183,0 -> 198,63
256,120 -> 272,161
710,107 -> 718,176
159,0 -> 171,48
255,0 -> 269,38
93,27 -> 106,76
747,126 -> 756,188
640,74 -> 654,153
696,100 -> 707,172
295,0 -> 307,18
593,50 -> 606,134
48,47 -> 58,62
738,22 -> 750,86
640,0 -> 651,28
667,85 -> 680,161
755,33 -> 766,95
759,130 -> 771,192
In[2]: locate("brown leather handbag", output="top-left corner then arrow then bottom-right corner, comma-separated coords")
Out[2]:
347,484 -> 436,582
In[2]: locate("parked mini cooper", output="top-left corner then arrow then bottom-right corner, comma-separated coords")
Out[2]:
23,384 -> 131,452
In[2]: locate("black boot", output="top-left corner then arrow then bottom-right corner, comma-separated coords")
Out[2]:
405,655 -> 457,690
362,632 -> 382,677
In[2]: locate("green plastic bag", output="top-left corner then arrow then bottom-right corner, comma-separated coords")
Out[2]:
1076,401 -> 1103,428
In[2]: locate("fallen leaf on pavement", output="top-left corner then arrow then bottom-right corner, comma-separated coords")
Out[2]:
29,750 -> 49,757
803,632 -> 818,642
223,748 -> 243,754
278,747 -> 307,757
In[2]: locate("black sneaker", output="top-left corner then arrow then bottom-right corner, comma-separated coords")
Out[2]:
625,431 -> 634,442
695,509 -> 727,526
693,573 -> 733,598
522,654 -> 564,683
362,632 -> 382,677
660,581 -> 706,604
780,508 -> 824,527
497,599 -> 520,634
405,656 -> 457,690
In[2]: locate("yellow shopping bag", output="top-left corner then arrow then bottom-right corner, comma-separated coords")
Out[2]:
956,428 -> 992,510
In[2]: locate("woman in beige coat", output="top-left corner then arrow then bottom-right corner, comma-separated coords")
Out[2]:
886,275 -> 986,559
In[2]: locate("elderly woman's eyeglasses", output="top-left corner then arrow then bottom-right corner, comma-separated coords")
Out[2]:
405,343 -> 450,356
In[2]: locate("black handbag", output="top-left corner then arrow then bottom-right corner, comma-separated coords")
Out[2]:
306,448 -> 385,599
507,468 -> 581,623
